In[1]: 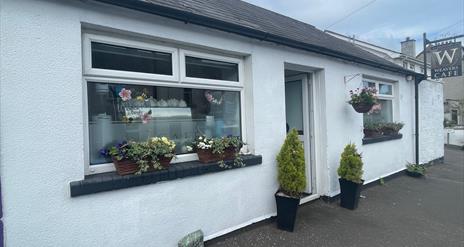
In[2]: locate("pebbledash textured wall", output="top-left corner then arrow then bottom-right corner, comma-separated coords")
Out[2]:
0,0 -> 443,246
419,80 -> 444,163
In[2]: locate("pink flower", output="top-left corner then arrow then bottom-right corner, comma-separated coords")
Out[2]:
119,88 -> 132,101
368,103 -> 382,114
141,111 -> 151,124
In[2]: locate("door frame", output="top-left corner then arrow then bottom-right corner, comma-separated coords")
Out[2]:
285,73 -> 317,203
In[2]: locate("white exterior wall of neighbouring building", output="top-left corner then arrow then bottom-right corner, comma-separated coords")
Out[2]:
419,80 -> 445,164
0,0 -> 444,246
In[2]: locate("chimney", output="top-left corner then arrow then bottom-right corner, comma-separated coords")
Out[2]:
401,37 -> 416,57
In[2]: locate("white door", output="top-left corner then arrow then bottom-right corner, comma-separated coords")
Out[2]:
285,74 -> 312,194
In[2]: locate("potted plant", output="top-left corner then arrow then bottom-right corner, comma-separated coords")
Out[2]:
337,143 -> 364,210
363,121 -> 383,138
348,87 -> 378,113
381,122 -> 404,135
405,163 -> 426,177
189,136 -> 244,168
275,129 -> 306,232
100,137 -> 176,175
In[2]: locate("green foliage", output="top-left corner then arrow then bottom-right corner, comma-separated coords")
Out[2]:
380,122 -> 404,133
276,129 -> 307,197
406,163 -> 426,175
337,143 -> 364,184
348,87 -> 378,106
363,120 -> 382,131
191,135 -> 245,168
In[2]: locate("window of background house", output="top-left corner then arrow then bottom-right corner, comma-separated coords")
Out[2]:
403,62 -> 408,68
409,63 -> 415,70
84,34 -> 244,169
451,109 -> 458,124
363,80 -> 394,124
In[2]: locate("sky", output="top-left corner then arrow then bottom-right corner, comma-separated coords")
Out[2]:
243,0 -> 464,53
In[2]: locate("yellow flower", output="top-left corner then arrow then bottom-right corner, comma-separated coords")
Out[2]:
136,96 -> 145,101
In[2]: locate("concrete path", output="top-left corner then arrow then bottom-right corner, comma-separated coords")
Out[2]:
207,147 -> 464,247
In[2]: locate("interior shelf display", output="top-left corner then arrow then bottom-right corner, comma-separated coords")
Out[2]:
87,82 -> 241,165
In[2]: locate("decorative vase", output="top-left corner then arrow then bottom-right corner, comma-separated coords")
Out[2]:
351,102 -> 374,113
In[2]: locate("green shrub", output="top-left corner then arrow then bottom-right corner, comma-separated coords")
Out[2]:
276,129 -> 307,197
406,163 -> 426,175
337,143 -> 363,183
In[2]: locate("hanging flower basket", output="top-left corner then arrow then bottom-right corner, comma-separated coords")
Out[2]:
352,102 -> 375,113
348,87 -> 378,113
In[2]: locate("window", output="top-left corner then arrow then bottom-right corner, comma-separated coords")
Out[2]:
185,56 -> 239,81
409,63 -> 415,70
403,62 -> 408,68
91,42 -> 172,75
87,82 -> 241,165
363,80 -> 395,124
420,67 -> 424,73
83,34 -> 245,173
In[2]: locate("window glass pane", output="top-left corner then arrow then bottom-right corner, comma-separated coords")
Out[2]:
186,56 -> 239,81
87,82 -> 241,165
91,42 -> 172,75
363,99 -> 393,123
379,84 -> 392,95
363,81 -> 375,89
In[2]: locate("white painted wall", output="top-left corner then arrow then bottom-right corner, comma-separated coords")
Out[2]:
419,80 -> 445,164
444,128 -> 464,147
0,0 -> 441,246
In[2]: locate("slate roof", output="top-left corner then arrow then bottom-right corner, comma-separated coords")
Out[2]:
95,0 -> 419,76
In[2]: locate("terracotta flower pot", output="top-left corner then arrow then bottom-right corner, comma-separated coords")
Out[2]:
112,158 -> 138,176
382,129 -> 399,136
158,155 -> 173,168
197,147 -> 237,164
351,102 -> 374,113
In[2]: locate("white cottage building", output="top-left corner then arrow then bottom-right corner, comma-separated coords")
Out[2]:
0,0 -> 444,246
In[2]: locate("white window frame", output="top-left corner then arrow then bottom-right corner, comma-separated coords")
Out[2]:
180,49 -> 244,87
83,33 -> 179,82
362,79 -> 396,122
82,33 -> 247,175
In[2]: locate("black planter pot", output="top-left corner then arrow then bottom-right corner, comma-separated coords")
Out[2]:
275,192 -> 300,232
406,170 -> 423,178
339,178 -> 363,210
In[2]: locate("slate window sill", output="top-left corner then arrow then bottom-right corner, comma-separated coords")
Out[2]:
70,155 -> 262,197
362,134 -> 403,145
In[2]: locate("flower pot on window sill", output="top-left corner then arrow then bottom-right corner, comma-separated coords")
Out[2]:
363,129 -> 383,138
197,148 -> 236,163
158,155 -> 173,168
382,129 -> 399,136
112,158 -> 138,176
351,102 -> 374,113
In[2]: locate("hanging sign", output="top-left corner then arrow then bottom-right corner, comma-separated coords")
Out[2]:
431,41 -> 462,79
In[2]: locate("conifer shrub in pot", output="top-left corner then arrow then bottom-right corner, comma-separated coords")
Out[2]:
275,129 -> 306,232
337,144 -> 364,210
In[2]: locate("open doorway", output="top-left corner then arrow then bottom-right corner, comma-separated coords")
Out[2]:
284,69 -> 316,203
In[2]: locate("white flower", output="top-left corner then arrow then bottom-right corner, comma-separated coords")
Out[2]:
186,146 -> 193,152
198,136 -> 203,140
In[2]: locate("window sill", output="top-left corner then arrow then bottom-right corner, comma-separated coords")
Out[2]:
362,134 -> 403,145
70,155 -> 262,197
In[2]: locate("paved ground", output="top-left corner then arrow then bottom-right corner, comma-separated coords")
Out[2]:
207,147 -> 464,247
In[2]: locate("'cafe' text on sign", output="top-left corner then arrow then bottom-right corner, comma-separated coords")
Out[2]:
431,41 -> 462,79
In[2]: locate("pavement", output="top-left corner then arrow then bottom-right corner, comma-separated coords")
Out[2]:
206,147 -> 464,247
